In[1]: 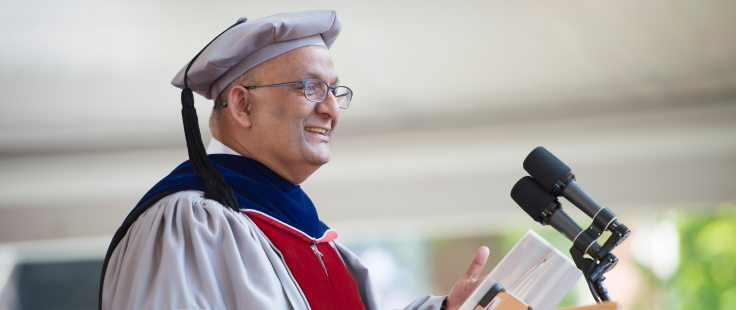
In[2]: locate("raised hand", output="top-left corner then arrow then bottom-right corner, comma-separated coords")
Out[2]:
445,246 -> 490,310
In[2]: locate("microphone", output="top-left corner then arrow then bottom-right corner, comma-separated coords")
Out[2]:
523,147 -> 630,241
511,176 -> 601,257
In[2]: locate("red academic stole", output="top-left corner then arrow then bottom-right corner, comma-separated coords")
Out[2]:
246,211 -> 366,310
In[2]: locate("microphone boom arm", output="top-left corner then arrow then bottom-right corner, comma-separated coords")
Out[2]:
570,218 -> 629,303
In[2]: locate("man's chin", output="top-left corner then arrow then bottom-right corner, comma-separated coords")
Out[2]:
305,152 -> 331,166
309,156 -> 331,166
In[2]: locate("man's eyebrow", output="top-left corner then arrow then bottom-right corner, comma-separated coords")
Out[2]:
300,72 -> 320,80
300,72 -> 339,85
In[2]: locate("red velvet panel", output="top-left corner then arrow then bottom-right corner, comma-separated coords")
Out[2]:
247,212 -> 366,310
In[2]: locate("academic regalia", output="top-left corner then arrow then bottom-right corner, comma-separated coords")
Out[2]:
101,140 -> 446,310
99,10 -> 447,310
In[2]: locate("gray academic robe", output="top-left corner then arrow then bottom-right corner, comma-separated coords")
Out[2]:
101,190 -> 445,310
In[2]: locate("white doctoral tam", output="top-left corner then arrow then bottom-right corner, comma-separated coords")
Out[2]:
171,10 -> 342,100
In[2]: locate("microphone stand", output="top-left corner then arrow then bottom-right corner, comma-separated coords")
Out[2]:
569,222 -> 630,303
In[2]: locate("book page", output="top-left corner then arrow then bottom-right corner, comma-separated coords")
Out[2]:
459,229 -> 581,310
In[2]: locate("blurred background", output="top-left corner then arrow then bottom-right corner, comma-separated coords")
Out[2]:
1,0 -> 735,309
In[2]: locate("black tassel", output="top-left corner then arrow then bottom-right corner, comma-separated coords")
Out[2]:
181,88 -> 239,211
179,18 -> 247,212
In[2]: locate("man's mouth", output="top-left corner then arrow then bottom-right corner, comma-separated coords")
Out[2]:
305,127 -> 328,135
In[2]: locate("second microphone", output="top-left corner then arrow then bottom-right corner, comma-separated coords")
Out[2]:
511,176 -> 601,257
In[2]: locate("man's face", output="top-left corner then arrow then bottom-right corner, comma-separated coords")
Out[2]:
246,46 -> 340,170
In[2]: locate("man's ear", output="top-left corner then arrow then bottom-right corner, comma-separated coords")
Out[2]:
227,85 -> 253,128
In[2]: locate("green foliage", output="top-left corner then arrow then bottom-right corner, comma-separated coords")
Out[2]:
636,204 -> 736,310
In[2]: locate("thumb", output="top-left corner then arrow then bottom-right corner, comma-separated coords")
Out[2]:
462,246 -> 489,280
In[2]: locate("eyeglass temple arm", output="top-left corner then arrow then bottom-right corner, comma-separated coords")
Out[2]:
244,81 -> 303,89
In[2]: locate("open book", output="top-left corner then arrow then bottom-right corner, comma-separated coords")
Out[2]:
459,229 -> 582,310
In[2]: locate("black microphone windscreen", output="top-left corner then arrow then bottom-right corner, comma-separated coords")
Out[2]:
511,176 -> 558,223
523,147 -> 571,192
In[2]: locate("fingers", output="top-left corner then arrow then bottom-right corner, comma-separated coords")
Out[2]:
469,274 -> 489,292
462,246 -> 490,280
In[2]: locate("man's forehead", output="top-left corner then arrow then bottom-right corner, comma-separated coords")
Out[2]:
267,46 -> 338,83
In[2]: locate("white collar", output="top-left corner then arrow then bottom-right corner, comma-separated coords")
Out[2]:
207,138 -> 241,156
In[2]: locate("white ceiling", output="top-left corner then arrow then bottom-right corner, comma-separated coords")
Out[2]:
2,0 -> 736,152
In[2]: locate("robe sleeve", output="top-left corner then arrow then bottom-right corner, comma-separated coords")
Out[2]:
399,296 -> 447,310
101,191 -> 297,310
333,240 -> 447,310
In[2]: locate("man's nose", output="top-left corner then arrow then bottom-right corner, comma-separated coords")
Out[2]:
316,92 -> 340,120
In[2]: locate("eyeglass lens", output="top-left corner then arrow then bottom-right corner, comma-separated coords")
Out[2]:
304,80 -> 352,109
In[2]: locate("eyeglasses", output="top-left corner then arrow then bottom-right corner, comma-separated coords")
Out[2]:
245,79 -> 353,109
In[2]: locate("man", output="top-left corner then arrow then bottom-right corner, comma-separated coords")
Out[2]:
100,10 -> 489,310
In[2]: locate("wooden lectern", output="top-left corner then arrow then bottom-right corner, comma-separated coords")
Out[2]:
464,282 -> 620,310
470,290 -> 530,310
557,302 -> 621,310
481,292 -> 620,310
483,292 -> 620,310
